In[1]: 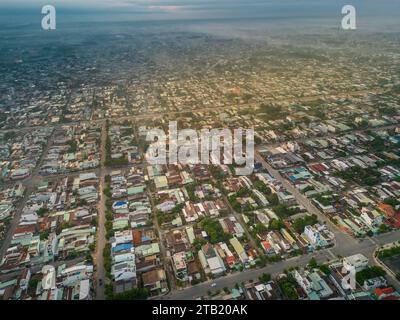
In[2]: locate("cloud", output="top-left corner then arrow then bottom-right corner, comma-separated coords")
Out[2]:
147,5 -> 183,11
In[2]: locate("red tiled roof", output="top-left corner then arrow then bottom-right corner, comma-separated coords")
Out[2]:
132,230 -> 142,246
113,214 -> 128,219
261,240 -> 272,249
226,255 -> 236,265
309,163 -> 326,172
14,224 -> 36,234
374,287 -> 395,297
378,203 -> 396,217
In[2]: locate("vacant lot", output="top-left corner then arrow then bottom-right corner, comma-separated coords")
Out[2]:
381,255 -> 400,275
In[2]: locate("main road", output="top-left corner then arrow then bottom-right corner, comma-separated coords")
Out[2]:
160,229 -> 400,300
158,150 -> 400,300
93,122 -> 107,300
0,126 -> 57,263
254,151 -> 358,251
0,87 -> 387,134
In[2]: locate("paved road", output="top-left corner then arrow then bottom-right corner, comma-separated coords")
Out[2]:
0,86 -> 394,297
147,188 -> 176,292
0,127 -> 56,263
161,254 -> 322,300
254,149 -> 400,290
0,88 -> 386,134
254,151 -> 357,249
158,151 -> 400,300
257,122 -> 400,151
94,122 -> 107,300
3,117 -> 398,192
223,195 -> 263,255
160,230 -> 400,300
134,115 -> 176,292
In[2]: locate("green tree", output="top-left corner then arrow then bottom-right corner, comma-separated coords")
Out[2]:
269,219 -> 284,230
36,207 -> 49,217
308,257 -> 318,269
259,273 -> 271,283
356,266 -> 386,285
111,288 -> 149,300
319,265 -> 331,275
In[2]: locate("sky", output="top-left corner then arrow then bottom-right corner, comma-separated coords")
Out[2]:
1,0 -> 399,17
0,0 -> 398,32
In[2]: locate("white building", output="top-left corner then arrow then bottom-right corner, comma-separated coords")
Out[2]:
343,254 -> 369,273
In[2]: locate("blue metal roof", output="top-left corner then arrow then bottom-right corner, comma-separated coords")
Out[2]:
112,243 -> 133,252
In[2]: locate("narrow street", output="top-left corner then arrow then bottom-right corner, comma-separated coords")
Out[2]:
254,151 -> 358,250
223,195 -> 263,255
155,151 -> 400,300
160,229 -> 400,300
0,87 -> 386,135
133,122 -> 176,293
0,126 -> 57,263
94,122 -> 107,300
147,189 -> 176,292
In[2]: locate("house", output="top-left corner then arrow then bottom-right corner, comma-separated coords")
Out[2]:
363,277 -> 387,291
261,240 -> 275,255
280,228 -> 296,247
378,203 -> 396,217
42,265 -> 57,290
343,254 -> 368,273
154,176 -> 168,190
112,261 -> 137,282
374,287 -> 400,300
172,252 -> 188,281
10,168 -> 30,180
293,270 -> 334,299
217,242 -> 236,267
134,243 -> 160,258
0,203 -> 12,221
230,237 -> 249,264
142,269 -> 168,294
112,229 -> 133,246
219,217 -> 244,238
303,225 -> 327,247
187,260 -> 201,280
156,201 -> 176,213
198,243 -> 226,276
313,199 -> 336,214
360,208 -> 383,229
17,268 -> 31,292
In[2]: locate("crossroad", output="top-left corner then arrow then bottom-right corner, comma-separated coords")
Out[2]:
0,127 -> 57,263
0,87 -> 387,134
160,229 -> 400,300
0,86 -> 397,300
254,151 -> 358,250
157,151 -> 400,300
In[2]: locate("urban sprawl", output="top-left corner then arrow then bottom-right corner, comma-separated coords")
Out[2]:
1,27 -> 400,301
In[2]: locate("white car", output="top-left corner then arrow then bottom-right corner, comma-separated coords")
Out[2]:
211,283 -> 217,287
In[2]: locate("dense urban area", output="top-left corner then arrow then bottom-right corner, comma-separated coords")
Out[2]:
1,19 -> 400,301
